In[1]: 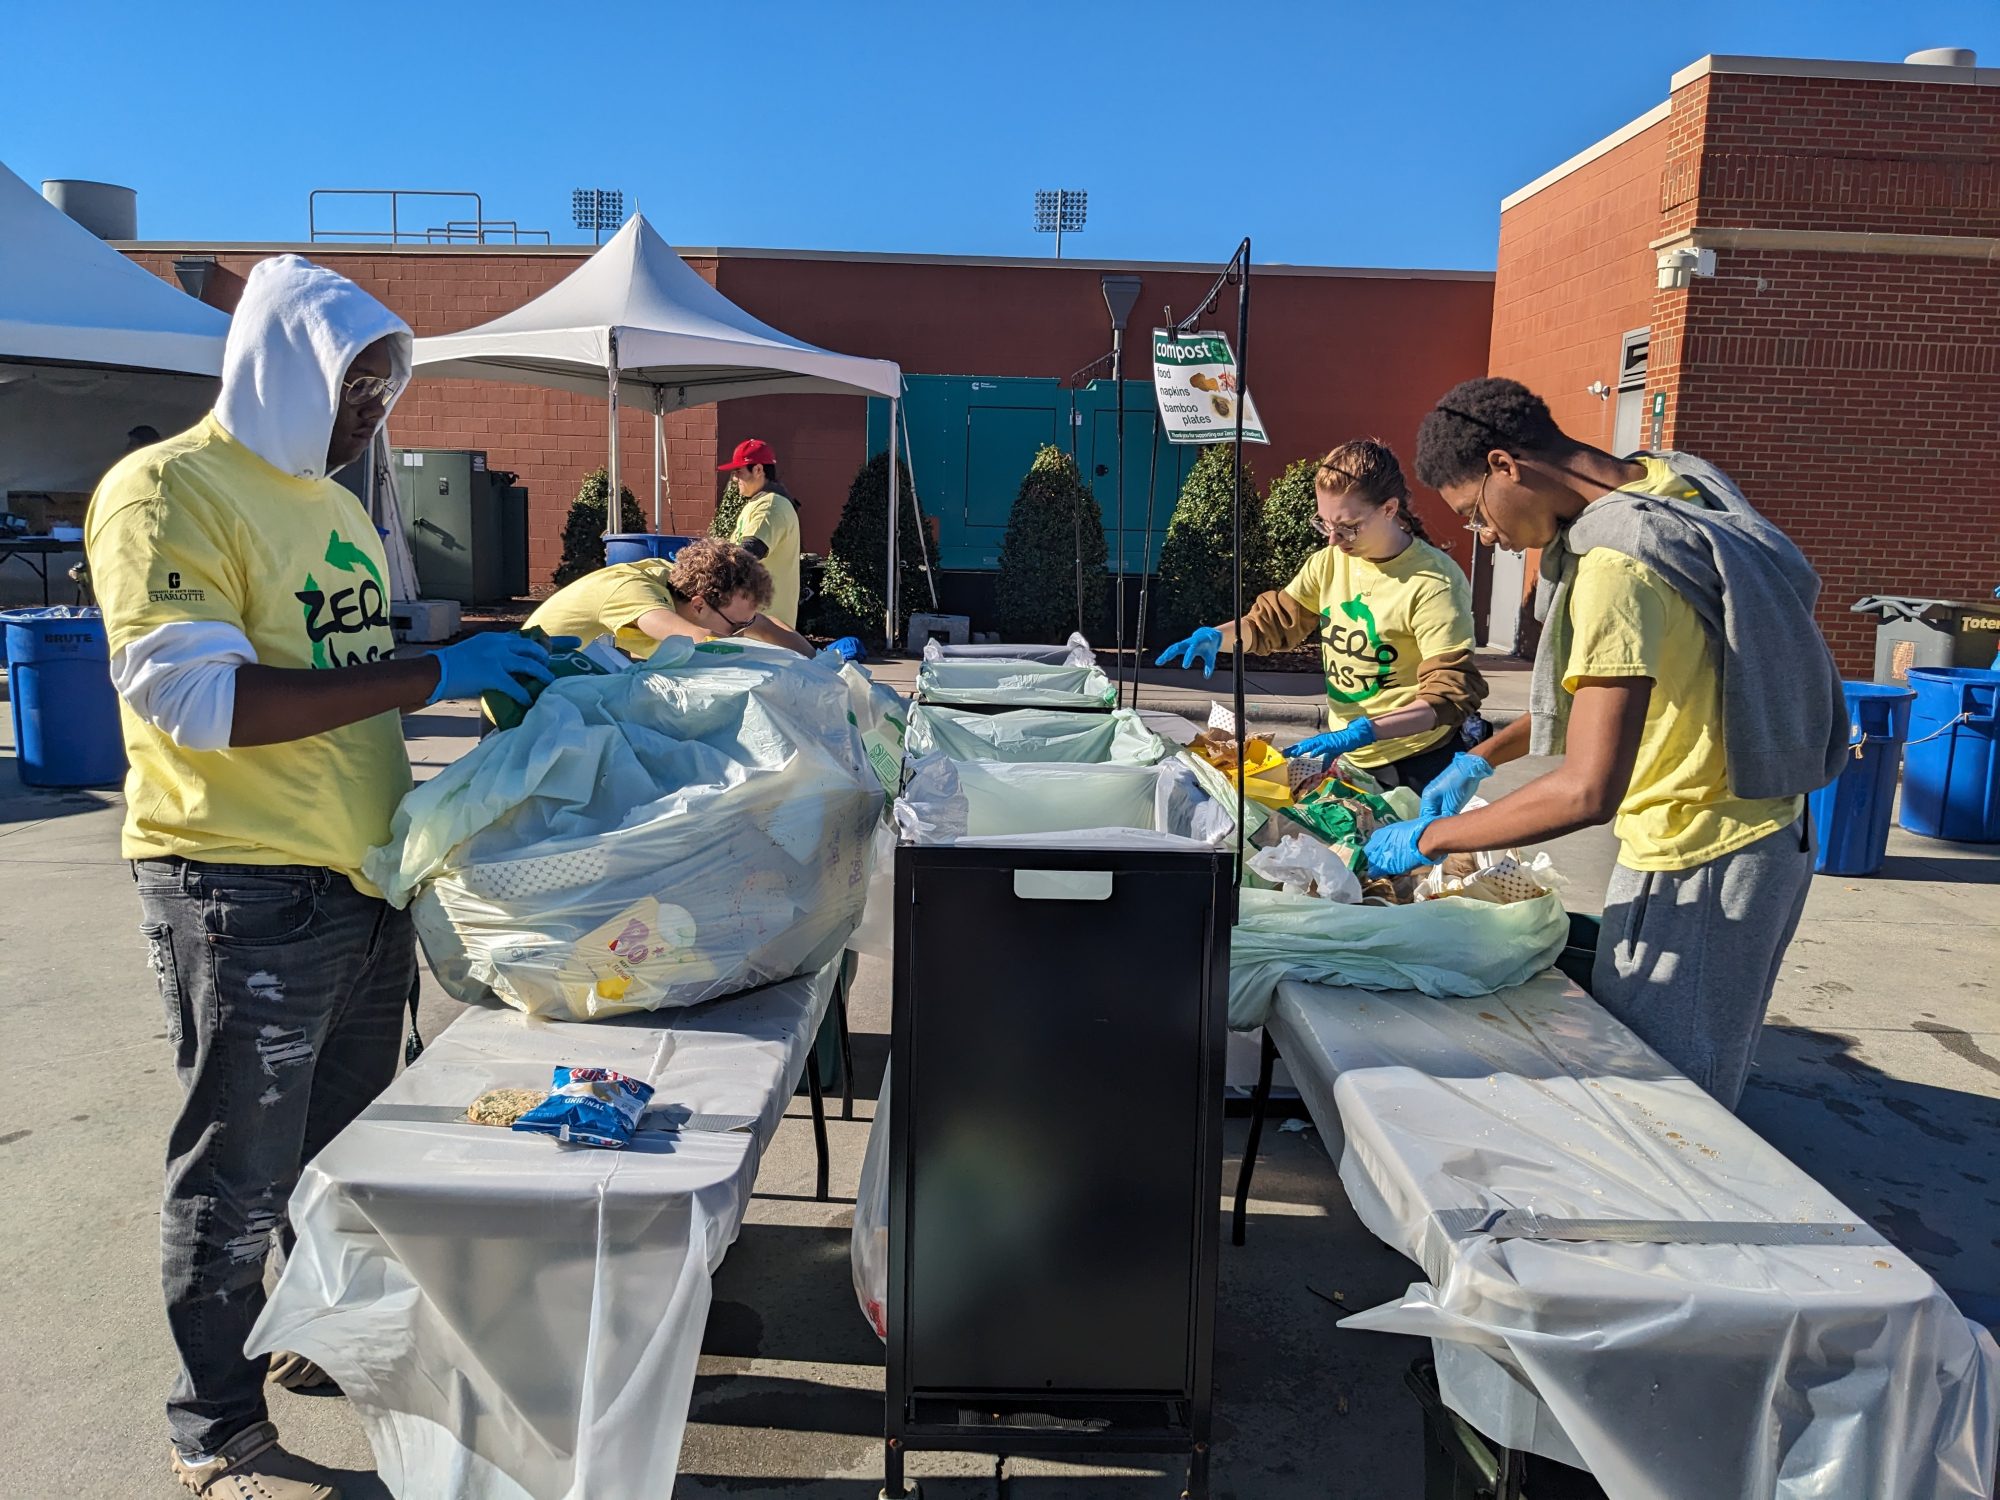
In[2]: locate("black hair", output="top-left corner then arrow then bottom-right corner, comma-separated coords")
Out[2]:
753,462 -> 794,502
1413,377 -> 1566,490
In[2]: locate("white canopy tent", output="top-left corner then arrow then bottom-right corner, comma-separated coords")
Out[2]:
414,215 -> 914,634
0,161 -> 228,495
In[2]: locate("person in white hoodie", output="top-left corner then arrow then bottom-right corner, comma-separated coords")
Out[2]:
87,256 -> 555,1500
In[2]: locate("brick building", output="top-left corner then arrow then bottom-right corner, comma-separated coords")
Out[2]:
1487,50 -> 2000,672
117,244 -> 1492,593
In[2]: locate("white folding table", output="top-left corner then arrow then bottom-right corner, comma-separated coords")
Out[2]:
1250,971 -> 2000,1500
249,961 -> 839,1500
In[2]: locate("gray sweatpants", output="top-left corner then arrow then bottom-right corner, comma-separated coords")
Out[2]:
1592,817 -> 1814,1110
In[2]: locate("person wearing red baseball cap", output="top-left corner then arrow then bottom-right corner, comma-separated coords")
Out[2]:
718,438 -> 801,627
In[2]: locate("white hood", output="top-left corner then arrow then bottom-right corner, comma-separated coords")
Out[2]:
215,254 -> 412,482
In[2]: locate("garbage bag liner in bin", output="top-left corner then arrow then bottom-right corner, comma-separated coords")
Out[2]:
904,704 -> 1171,765
893,754 -> 1233,849
914,657 -> 1116,709
366,639 -> 890,1020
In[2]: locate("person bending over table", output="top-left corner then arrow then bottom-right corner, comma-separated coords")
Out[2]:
525,537 -> 814,660
1363,377 -> 1845,1110
1154,438 -> 1486,792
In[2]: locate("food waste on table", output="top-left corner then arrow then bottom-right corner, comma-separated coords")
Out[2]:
465,1088 -> 549,1127
1192,705 -> 1561,907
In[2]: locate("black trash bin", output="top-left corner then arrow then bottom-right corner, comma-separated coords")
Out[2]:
1851,595 -> 2000,685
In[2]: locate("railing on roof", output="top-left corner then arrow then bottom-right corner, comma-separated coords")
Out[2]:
307,190 -> 553,245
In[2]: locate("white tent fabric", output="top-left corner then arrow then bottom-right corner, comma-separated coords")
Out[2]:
412,214 -> 900,406
0,162 -> 227,375
412,213 -> 903,627
0,161 -> 227,494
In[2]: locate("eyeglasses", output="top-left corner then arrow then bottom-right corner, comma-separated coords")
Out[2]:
708,599 -> 759,636
340,374 -> 403,408
1311,514 -> 1367,544
1462,470 -> 1491,537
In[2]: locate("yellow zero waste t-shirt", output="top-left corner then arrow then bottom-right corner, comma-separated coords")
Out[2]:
525,559 -> 681,659
86,415 -> 412,892
1281,537 -> 1475,769
732,490 -> 800,628
1562,455 -> 1802,872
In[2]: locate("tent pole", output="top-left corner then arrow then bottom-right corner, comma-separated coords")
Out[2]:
899,397 -> 939,608
652,388 -> 666,531
886,396 -> 901,651
606,331 -> 622,538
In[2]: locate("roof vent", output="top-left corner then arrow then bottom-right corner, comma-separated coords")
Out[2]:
1905,47 -> 1976,67
41,179 -> 137,239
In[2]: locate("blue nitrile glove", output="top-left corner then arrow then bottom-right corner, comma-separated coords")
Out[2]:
1364,814 -> 1441,876
428,631 -> 557,706
1156,626 -> 1224,677
1420,751 -> 1497,818
828,636 -> 867,663
1284,718 -> 1376,761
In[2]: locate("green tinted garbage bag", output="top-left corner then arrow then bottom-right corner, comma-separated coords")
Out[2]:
904,704 -> 1170,765
914,657 -> 1117,709
365,638 -> 889,1020
1228,885 -> 1568,1029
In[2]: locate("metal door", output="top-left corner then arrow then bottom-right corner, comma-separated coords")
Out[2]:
963,404 -> 1059,568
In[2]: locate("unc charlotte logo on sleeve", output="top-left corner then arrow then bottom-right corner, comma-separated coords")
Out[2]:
148,569 -> 207,603
296,529 -> 390,668
1321,596 -> 1399,706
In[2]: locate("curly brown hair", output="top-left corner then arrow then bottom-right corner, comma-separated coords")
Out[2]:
669,538 -> 774,608
1314,438 -> 1433,544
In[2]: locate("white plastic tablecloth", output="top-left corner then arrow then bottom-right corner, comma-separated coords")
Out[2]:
1267,972 -> 2000,1500
248,962 -> 839,1500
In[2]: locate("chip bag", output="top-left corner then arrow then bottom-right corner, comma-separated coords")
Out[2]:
511,1066 -> 655,1149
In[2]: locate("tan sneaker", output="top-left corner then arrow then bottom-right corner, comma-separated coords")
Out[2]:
170,1421 -> 340,1499
266,1351 -> 337,1393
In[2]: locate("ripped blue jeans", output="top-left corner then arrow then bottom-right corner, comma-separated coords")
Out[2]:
135,858 -> 415,1458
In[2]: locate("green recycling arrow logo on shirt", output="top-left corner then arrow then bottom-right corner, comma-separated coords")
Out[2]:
1321,597 -> 1400,706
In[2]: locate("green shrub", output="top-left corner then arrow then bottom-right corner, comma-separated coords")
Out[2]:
1152,444 -> 1272,644
708,477 -> 747,541
816,451 -> 938,644
1263,455 -> 1324,589
995,445 -> 1106,643
552,467 -> 644,588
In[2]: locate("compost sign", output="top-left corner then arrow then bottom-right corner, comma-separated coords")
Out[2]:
1151,330 -> 1268,445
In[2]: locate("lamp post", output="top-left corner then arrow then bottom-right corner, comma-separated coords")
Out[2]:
1033,189 -> 1087,259
1101,274 -> 1141,703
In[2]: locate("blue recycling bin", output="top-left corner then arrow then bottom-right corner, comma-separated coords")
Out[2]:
604,534 -> 692,567
3,607 -> 126,788
1808,681 -> 1916,875
1899,666 -> 2000,844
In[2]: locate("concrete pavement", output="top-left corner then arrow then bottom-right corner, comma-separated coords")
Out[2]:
0,663 -> 1994,1499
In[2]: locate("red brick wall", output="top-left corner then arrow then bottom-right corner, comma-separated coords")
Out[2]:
1490,113 -> 1673,454
1666,71 -> 2000,672
125,248 -> 1493,585
711,256 -> 1495,566
1670,249 -> 2000,669
1494,66 -> 2000,674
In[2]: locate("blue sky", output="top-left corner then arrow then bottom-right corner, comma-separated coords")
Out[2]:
7,1 -> 1998,269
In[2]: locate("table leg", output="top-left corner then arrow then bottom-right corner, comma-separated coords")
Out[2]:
805,1043 -> 829,1202
1232,1029 -> 1277,1246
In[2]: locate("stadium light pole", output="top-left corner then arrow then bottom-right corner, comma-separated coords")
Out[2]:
1033,189 -> 1088,259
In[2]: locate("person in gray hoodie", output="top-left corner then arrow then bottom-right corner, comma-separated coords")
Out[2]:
88,256 -> 556,1500
1361,377 -> 1844,1110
